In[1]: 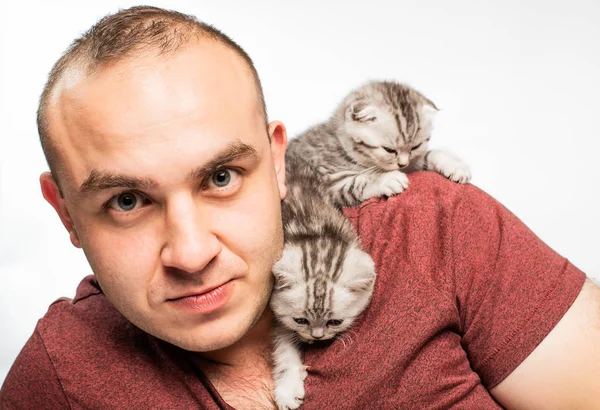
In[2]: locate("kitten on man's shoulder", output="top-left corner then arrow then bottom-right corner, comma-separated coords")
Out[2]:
287,80 -> 471,208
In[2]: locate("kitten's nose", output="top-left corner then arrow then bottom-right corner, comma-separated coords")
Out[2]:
398,152 -> 410,169
311,328 -> 324,339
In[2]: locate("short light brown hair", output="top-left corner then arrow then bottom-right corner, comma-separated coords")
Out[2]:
38,5 -> 267,190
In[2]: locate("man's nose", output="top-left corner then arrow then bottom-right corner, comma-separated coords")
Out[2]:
160,196 -> 222,273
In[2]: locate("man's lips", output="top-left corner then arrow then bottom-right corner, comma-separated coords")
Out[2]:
167,280 -> 235,314
169,281 -> 229,300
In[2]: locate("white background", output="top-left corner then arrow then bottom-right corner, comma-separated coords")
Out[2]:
1,0 -> 599,384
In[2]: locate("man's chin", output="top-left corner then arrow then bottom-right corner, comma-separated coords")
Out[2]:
182,333 -> 245,353
167,304 -> 272,353
163,320 -> 251,353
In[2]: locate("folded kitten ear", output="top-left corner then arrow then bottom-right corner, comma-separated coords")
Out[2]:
347,274 -> 376,293
346,100 -> 379,123
342,248 -> 377,293
422,100 -> 439,123
272,270 -> 297,290
272,245 -> 302,290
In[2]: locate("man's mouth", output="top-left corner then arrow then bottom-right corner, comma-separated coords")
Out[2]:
167,280 -> 235,314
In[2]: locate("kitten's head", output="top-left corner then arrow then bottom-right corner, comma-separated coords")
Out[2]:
334,81 -> 437,171
270,241 -> 376,342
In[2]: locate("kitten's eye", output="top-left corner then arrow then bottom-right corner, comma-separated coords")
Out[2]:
382,146 -> 397,154
411,143 -> 423,151
293,318 -> 310,325
326,319 -> 344,327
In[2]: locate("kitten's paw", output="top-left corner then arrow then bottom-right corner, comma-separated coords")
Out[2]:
275,369 -> 306,410
365,170 -> 409,199
431,152 -> 471,184
301,365 -> 309,381
444,162 -> 471,184
275,379 -> 305,410
380,170 -> 410,196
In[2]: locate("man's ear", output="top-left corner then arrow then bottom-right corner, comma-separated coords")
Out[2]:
267,121 -> 288,200
40,172 -> 81,248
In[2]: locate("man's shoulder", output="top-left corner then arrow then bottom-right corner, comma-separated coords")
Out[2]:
1,276 -> 151,408
343,171 -> 489,231
347,171 -> 463,213
339,172 -> 471,298
38,275 -> 132,348
34,275 -> 159,382
43,274 -> 104,318
2,277 -> 211,407
341,171 -> 502,296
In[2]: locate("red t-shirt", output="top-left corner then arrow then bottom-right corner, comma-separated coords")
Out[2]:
0,172 -> 586,409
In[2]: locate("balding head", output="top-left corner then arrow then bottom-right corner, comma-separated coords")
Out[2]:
38,6 -> 267,191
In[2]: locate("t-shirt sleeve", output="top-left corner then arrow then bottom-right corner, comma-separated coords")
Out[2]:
451,183 -> 586,389
0,325 -> 69,409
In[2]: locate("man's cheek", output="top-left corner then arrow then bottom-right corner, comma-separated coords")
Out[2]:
225,204 -> 279,253
86,227 -> 158,285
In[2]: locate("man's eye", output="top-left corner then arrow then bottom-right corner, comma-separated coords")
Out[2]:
293,318 -> 310,325
108,192 -> 145,212
207,168 -> 239,189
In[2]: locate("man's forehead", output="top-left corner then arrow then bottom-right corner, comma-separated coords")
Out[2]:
71,41 -> 248,97
46,40 -> 266,193
54,42 -> 254,131
49,40 -> 259,127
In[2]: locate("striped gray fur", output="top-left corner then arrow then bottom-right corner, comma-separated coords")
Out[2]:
286,80 -> 471,209
272,81 -> 471,409
275,153 -> 373,329
270,154 -> 376,410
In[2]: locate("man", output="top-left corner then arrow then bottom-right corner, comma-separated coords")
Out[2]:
1,5 -> 598,409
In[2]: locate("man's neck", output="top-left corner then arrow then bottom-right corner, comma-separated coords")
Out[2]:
191,309 -> 276,409
198,308 -> 274,368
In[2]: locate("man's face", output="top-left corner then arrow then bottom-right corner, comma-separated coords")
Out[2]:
42,41 -> 287,352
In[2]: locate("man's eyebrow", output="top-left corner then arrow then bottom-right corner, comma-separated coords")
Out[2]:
188,140 -> 259,181
77,140 -> 260,198
78,171 -> 158,198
